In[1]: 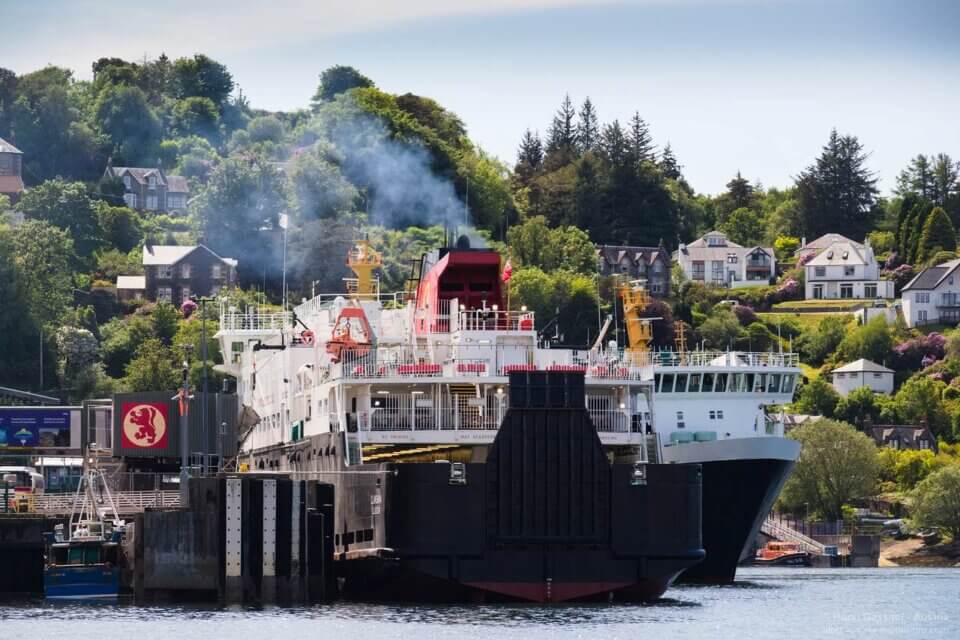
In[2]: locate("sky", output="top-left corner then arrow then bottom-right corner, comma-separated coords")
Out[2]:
2,0 -> 959,194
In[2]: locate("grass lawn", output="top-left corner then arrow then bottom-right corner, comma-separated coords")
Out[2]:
771,299 -> 868,311
799,362 -> 823,380
758,311 -> 854,332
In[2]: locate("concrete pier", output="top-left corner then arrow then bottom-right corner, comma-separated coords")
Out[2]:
0,515 -> 67,596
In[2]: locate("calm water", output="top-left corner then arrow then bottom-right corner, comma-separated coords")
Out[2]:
2,568 -> 957,640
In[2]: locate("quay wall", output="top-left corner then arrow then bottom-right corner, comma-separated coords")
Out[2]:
0,515 -> 67,595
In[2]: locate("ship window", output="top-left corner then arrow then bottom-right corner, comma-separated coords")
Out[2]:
676,411 -> 685,429
440,281 -> 463,292
688,373 -> 701,392
745,373 -> 755,392
782,375 -> 796,394
758,374 -> 769,392
674,374 -> 688,393
660,374 -> 675,393
717,410 -> 724,419
733,373 -> 746,392
715,373 -> 728,392
768,374 -> 780,393
702,373 -> 715,392
654,373 -> 662,391
468,282 -> 493,291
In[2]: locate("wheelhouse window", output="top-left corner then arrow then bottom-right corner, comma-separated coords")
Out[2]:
674,374 -> 688,393
702,373 -> 715,392
768,374 -> 780,393
687,373 -> 701,393
659,374 -> 675,393
714,373 -> 729,392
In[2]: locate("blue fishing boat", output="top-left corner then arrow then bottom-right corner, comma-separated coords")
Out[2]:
43,459 -> 126,600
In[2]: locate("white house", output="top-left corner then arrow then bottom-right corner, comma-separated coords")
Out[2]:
830,359 -> 894,397
796,233 -> 864,262
804,238 -> 894,300
901,258 -> 960,327
674,231 -> 775,289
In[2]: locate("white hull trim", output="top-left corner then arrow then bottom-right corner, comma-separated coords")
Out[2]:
660,436 -> 800,465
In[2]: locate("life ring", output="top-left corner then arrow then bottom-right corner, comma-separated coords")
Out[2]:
301,330 -> 315,346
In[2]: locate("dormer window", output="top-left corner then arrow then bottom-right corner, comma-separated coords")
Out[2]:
148,175 -> 157,188
180,264 -> 191,279
123,175 -> 131,189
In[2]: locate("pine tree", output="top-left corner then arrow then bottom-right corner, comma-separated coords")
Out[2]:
916,206 -> 957,265
576,97 -> 600,154
600,120 -> 629,169
931,153 -> 959,207
514,128 -> 543,185
795,129 -> 877,239
659,142 -> 682,180
573,154 -> 604,236
544,94 -> 577,168
726,171 -> 754,210
628,112 -> 656,164
897,154 -> 934,200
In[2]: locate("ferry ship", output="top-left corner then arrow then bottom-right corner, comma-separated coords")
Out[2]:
216,237 -> 796,598
217,238 -> 706,602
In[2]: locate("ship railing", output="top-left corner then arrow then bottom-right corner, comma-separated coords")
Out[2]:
331,345 -> 653,381
32,490 -> 180,516
653,350 -> 799,368
457,309 -> 536,332
360,406 -> 506,432
292,290 -> 411,318
219,309 -> 292,332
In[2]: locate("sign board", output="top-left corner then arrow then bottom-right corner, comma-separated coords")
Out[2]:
0,408 -> 80,451
120,402 -> 170,449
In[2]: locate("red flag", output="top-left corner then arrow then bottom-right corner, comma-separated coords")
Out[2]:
501,259 -> 513,283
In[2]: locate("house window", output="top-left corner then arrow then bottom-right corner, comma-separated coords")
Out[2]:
918,310 -> 928,323
651,283 -> 662,294
148,175 -> 157,188
157,286 -> 172,302
123,175 -> 131,189
157,265 -> 173,279
727,253 -> 738,264
840,284 -> 853,298
813,284 -> 823,299
652,260 -> 663,273
873,372 -> 882,379
168,195 -> 184,209
844,266 -> 855,276
124,193 -> 138,208
180,264 -> 191,279
865,283 -> 877,298
814,266 -> 826,278
146,194 -> 158,210
916,292 -> 930,303
211,285 -> 221,297
180,286 -> 191,303
692,261 -> 705,280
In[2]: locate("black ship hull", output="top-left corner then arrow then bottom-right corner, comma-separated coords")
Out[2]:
662,437 -> 799,584
255,372 -> 704,602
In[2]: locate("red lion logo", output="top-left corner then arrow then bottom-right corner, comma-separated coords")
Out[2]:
129,406 -> 160,443
121,402 -> 168,449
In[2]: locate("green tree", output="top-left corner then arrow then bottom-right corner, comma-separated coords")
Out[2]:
55,325 -> 98,391
172,96 -> 220,139
836,316 -> 893,365
773,236 -> 800,262
720,207 -> 763,246
915,206 -> 957,265
698,309 -> 742,349
780,418 -> 879,520
99,316 -> 154,378
544,94 -> 577,169
887,377 -> 952,440
311,65 -> 374,108
795,129 -> 878,239
9,66 -> 106,182
795,316 -> 848,366
659,143 -> 681,180
289,147 -> 358,220
246,115 -> 286,144
171,54 -> 234,106
793,377 -> 840,417
0,226 -> 40,387
834,386 -> 882,428
124,338 -> 179,392
910,465 -> 960,538
94,84 -> 161,163
514,129 -> 543,187
96,203 -> 142,253
0,67 -> 16,137
151,302 -> 180,346
10,220 -> 74,327
575,97 -> 600,153
628,112 -> 656,164
16,179 -> 101,258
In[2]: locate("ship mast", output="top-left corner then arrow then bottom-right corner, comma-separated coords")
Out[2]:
346,238 -> 382,299
618,279 -> 654,359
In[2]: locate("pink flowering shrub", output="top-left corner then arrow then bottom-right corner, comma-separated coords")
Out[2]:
894,332 -> 946,370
